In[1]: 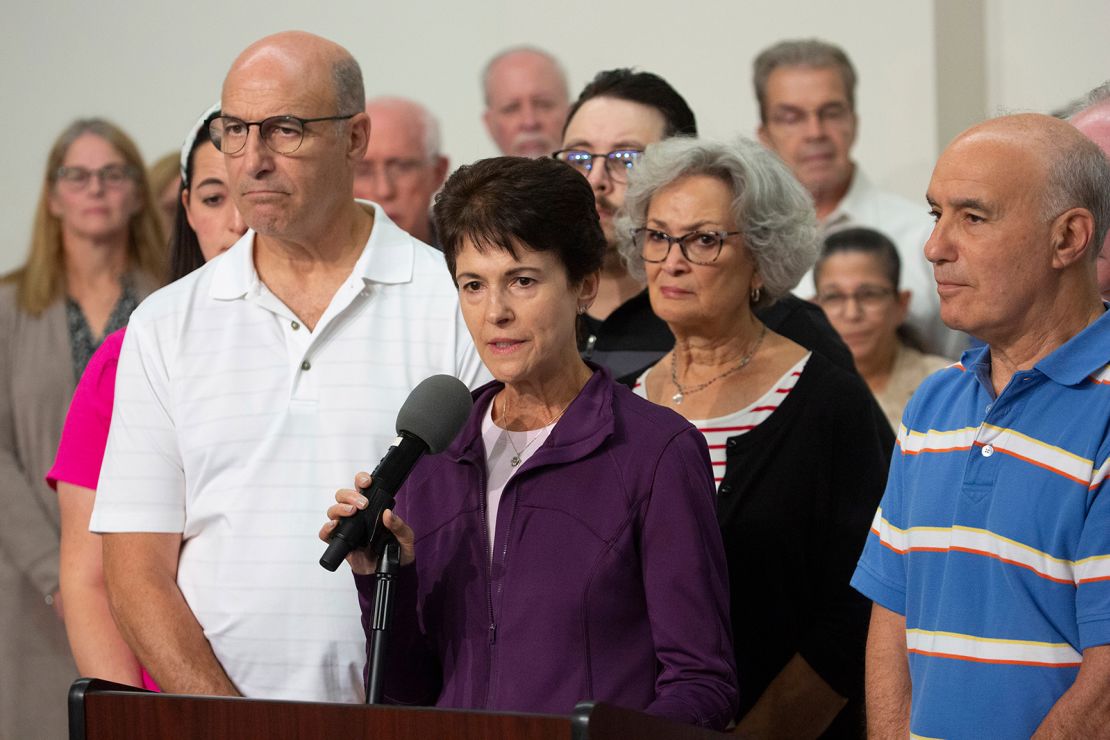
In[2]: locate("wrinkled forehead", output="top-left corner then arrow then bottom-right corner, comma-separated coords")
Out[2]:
929,133 -> 1047,208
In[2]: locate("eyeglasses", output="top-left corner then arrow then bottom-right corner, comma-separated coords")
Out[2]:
632,228 -> 741,265
354,158 -> 427,184
767,103 -> 853,130
815,286 -> 895,312
54,164 -> 136,190
208,113 -> 359,155
552,149 -> 643,182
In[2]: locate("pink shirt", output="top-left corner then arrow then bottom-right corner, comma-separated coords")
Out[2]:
46,327 -> 159,692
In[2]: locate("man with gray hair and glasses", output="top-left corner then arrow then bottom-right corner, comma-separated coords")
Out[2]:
355,96 -> 449,247
91,31 -> 486,702
1071,80 -> 1110,300
753,38 -> 960,357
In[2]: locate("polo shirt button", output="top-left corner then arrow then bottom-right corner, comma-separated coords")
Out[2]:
301,360 -> 311,371
718,484 -> 733,495
981,444 -> 994,457
291,321 -> 300,331
985,403 -> 992,413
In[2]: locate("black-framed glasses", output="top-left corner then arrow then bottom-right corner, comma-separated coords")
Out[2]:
552,149 -> 643,182
633,228 -> 741,265
54,164 -> 136,190
815,286 -> 895,312
208,113 -> 359,155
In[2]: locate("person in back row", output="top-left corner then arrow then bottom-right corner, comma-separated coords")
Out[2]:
814,227 -> 950,430
0,116 -> 165,740
49,104 -> 246,691
752,38 -> 963,357
556,68 -> 853,382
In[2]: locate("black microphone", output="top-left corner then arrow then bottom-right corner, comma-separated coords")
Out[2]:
320,374 -> 473,572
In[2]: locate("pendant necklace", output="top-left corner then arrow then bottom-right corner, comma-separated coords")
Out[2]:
503,401 -> 572,467
670,323 -> 766,405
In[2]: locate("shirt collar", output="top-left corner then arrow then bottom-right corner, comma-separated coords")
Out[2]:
1036,304 -> 1110,386
823,164 -> 868,228
959,305 -> 1110,391
208,200 -> 417,301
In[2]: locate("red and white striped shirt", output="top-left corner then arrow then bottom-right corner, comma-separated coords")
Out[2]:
635,353 -> 811,486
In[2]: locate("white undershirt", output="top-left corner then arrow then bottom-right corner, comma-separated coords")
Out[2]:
481,401 -> 557,560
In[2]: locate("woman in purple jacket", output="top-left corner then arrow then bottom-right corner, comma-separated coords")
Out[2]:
321,156 -> 737,728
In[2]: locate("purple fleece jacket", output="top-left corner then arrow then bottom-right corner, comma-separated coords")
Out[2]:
355,366 -> 738,728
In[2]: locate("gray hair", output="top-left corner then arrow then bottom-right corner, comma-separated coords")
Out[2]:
481,45 -> 569,106
367,96 -> 443,160
617,137 -> 819,308
1056,81 -> 1110,120
1044,134 -> 1110,260
332,55 -> 366,114
1082,80 -> 1110,110
753,39 -> 857,123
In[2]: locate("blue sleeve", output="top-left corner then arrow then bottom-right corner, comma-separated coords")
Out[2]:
851,433 -> 910,616
1077,448 -> 1110,650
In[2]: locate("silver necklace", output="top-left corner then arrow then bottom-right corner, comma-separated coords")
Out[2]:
669,323 -> 767,404
502,403 -> 571,467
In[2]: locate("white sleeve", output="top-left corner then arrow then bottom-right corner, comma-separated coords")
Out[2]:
90,311 -> 186,533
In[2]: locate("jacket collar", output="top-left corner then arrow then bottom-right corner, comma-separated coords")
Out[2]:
446,363 -> 616,470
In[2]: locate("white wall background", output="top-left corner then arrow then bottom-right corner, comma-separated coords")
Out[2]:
1,0 -> 1106,274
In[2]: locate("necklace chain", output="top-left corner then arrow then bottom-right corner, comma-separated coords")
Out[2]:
501,401 -> 572,467
669,323 -> 767,405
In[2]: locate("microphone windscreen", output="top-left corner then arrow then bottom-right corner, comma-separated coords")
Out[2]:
396,375 -> 474,454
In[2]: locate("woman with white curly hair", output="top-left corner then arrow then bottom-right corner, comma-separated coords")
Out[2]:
623,136 -> 892,739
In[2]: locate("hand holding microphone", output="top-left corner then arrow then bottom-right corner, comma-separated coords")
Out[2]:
320,473 -> 416,574
319,374 -> 473,572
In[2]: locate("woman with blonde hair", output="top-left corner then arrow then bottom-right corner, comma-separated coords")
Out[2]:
0,117 -> 165,739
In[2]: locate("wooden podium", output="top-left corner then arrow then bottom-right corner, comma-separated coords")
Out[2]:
68,678 -> 728,740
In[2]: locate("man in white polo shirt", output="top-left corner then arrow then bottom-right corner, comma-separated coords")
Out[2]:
91,31 -> 486,702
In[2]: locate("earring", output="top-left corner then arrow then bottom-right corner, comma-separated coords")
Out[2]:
750,286 -> 761,303
577,305 -> 587,315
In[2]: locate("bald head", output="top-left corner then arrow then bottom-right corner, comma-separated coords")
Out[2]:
218,32 -> 370,242
224,31 -> 364,115
366,97 -> 441,160
482,47 -> 569,157
925,113 -> 1109,342
1071,93 -> 1110,298
356,96 -> 448,243
952,113 -> 1110,252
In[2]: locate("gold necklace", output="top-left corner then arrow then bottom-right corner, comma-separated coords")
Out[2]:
669,323 -> 767,404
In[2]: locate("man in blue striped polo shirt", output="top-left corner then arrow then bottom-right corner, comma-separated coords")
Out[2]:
851,113 -> 1110,738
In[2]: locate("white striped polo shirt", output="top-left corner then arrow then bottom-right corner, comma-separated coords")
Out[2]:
92,203 -> 489,703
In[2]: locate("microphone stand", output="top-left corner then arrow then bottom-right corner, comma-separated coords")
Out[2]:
365,532 -> 400,705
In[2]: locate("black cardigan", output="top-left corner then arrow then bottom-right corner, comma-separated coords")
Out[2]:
717,351 -> 893,737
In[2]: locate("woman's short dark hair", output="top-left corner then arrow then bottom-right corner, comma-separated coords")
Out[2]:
169,111 -> 220,281
815,226 -> 901,288
434,156 -> 605,285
